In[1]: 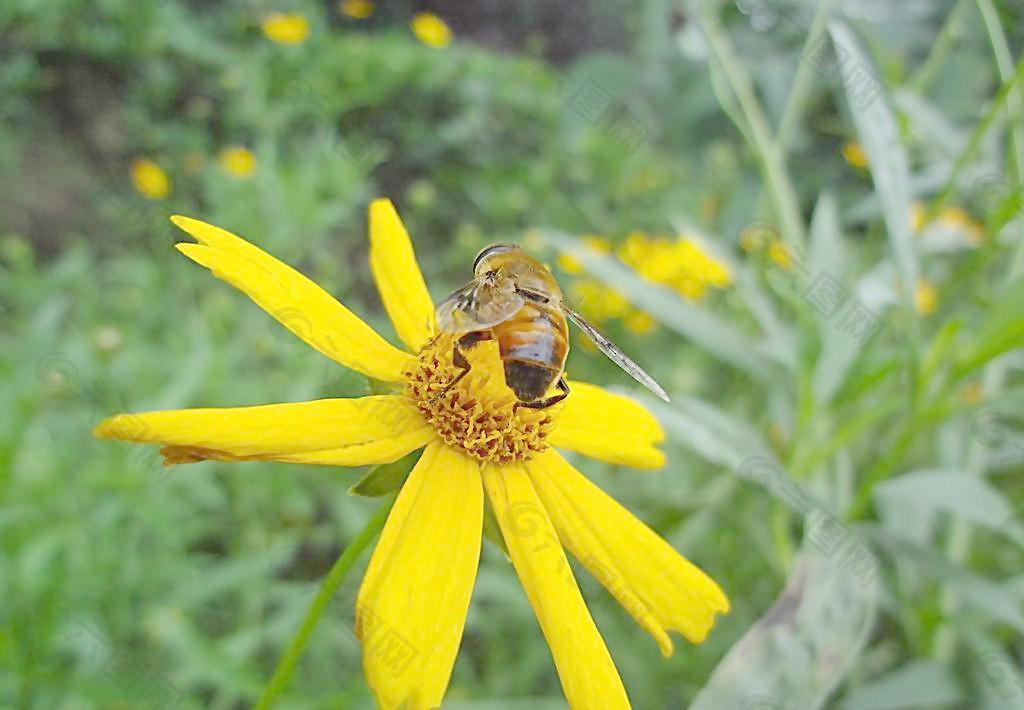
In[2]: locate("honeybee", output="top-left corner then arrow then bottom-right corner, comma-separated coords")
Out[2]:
434,244 -> 670,408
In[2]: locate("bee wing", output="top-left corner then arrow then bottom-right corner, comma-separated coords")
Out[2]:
436,280 -> 525,333
563,305 -> 670,402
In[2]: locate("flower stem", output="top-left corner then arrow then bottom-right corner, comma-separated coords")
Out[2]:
256,495 -> 394,709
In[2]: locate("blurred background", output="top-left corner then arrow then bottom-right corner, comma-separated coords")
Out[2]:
2,0 -> 1023,707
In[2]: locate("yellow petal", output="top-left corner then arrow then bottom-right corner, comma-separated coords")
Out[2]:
356,441 -> 482,709
369,199 -> 435,351
526,450 -> 728,655
548,381 -> 666,469
94,395 -> 429,466
171,216 -> 412,382
276,428 -> 435,467
482,463 -> 631,709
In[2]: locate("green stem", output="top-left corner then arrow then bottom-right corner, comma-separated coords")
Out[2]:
256,496 -> 395,709
909,0 -> 971,94
933,166 -> 1024,662
975,0 -> 1024,184
928,53 -> 1024,219
776,0 -> 840,151
697,1 -> 808,255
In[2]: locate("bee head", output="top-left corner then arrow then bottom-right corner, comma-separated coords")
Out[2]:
473,244 -> 520,278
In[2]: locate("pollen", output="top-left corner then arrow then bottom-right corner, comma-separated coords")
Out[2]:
405,335 -> 559,464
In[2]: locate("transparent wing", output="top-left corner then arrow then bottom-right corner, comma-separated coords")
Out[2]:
563,305 -> 670,402
435,280 -> 525,333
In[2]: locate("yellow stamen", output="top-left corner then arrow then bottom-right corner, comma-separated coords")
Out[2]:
405,335 -> 559,464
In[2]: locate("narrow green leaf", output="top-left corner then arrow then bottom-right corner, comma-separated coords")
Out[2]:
874,469 -> 1023,545
839,660 -> 963,710
691,546 -> 877,710
829,23 -> 918,308
348,450 -> 420,498
481,497 -> 509,558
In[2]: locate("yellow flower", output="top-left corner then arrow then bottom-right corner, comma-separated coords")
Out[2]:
568,279 -> 631,323
623,310 -> 655,335
739,223 -> 773,253
619,232 -> 731,301
94,200 -> 728,708
410,11 -> 452,48
557,235 -> 610,275
915,278 -> 938,315
842,140 -> 868,168
937,206 -> 984,245
340,0 -> 374,19
261,12 -> 310,45
909,201 -> 928,232
130,158 -> 171,200
959,380 -> 983,406
218,146 -> 257,179
767,240 -> 793,271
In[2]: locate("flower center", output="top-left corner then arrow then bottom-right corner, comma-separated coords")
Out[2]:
405,334 -> 559,464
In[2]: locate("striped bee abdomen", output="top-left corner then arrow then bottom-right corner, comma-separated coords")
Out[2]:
493,303 -> 569,402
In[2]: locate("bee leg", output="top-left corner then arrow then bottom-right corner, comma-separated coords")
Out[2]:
430,332 -> 491,402
517,375 -> 570,410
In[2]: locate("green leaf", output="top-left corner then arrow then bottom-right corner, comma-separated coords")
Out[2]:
839,660 -> 963,710
807,193 -> 861,405
870,532 -> 1024,634
874,469 -> 1024,545
651,398 -> 827,516
955,276 -> 1024,377
829,23 -> 919,309
481,496 -> 509,558
347,450 -> 421,498
966,635 -> 1024,710
691,546 -> 877,710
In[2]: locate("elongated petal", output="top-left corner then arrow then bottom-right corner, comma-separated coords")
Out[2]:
171,216 -> 412,382
94,396 -> 430,467
356,441 -> 482,709
275,428 -> 435,467
526,450 -> 728,656
548,381 -> 666,469
482,463 -> 631,709
369,199 -> 435,352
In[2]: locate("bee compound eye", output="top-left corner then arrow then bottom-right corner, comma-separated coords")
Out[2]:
473,244 -> 518,272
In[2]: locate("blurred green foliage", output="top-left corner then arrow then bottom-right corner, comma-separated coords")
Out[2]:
1,0 -> 1024,708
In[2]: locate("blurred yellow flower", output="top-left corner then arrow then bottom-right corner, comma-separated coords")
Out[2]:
767,240 -> 793,271
739,224 -> 774,253
130,158 -> 171,200
623,310 -> 656,335
340,0 -> 374,19
619,232 -> 731,301
937,206 -> 984,245
909,201 -> 928,232
842,141 -> 868,169
569,279 -> 631,323
557,235 -> 610,275
911,202 -> 984,246
914,278 -> 938,315
218,146 -> 257,179
262,13 -> 310,45
411,11 -> 452,48
959,380 -> 983,406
